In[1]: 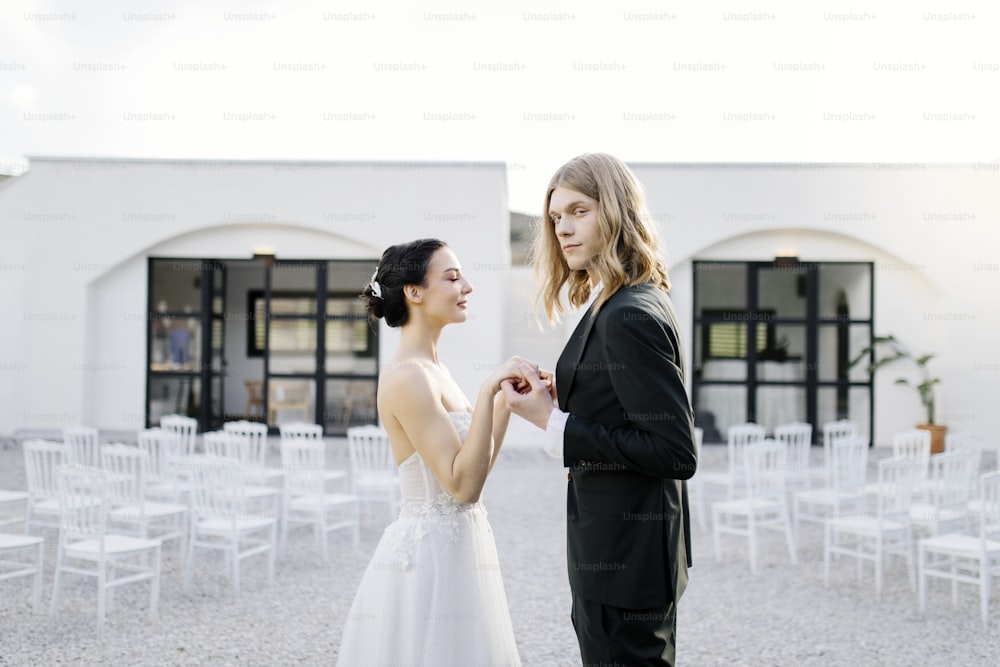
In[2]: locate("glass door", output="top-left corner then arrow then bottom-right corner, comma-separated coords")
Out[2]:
751,261 -> 812,434
692,260 -> 873,444
323,260 -> 378,434
147,259 -> 204,427
149,257 -> 378,434
692,263 -> 750,443
265,261 -> 320,430
815,264 -> 873,439
146,259 -> 226,431
203,262 -> 227,431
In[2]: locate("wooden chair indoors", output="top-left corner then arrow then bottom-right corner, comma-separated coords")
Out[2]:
244,380 -> 265,420
268,380 -> 312,426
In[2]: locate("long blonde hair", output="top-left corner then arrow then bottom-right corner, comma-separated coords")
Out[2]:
533,153 -> 670,322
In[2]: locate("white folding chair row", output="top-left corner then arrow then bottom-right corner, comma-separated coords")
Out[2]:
711,439 -> 797,573
824,456 -> 920,600
279,421 -> 323,440
222,420 -> 284,486
0,488 -> 30,529
202,431 -> 282,515
205,428 -> 282,487
864,430 -> 931,499
698,423 -> 766,502
138,428 -> 189,502
175,455 -> 277,599
279,439 -> 359,562
279,421 -> 349,487
0,532 -> 44,611
894,428 -> 932,484
944,430 -> 983,460
909,450 -> 979,538
793,435 -> 870,549
63,426 -> 101,468
945,431 -> 985,496
347,425 -> 400,524
966,458 -> 1000,525
774,422 -> 813,494
49,465 -> 162,641
23,440 -> 70,533
808,420 -> 857,488
160,414 -> 197,456
690,422 -> 806,533
201,431 -> 234,459
100,445 -> 187,553
918,471 -> 1000,627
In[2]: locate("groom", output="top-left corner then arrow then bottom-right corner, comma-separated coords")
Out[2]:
502,153 -> 696,665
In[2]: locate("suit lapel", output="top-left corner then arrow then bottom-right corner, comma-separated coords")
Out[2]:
556,300 -> 599,408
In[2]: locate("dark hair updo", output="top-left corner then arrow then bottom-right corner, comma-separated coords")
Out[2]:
360,238 -> 448,328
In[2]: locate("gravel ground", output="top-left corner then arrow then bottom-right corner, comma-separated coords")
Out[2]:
0,436 -> 997,666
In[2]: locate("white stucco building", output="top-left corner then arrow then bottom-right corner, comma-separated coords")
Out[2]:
1,157 -> 996,450
631,162 -> 999,448
0,157 -> 511,439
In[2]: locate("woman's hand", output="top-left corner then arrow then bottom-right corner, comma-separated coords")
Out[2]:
485,355 -> 538,395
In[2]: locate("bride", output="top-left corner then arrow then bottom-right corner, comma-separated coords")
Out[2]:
335,238 -> 523,666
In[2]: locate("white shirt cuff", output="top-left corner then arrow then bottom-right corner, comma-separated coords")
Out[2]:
543,409 -> 568,460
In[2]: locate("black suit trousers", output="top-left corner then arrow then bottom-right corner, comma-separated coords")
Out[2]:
571,593 -> 677,666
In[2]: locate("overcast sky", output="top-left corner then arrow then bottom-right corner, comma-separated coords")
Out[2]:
2,0 -> 997,213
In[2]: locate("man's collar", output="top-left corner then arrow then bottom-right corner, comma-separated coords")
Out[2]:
585,281 -> 604,309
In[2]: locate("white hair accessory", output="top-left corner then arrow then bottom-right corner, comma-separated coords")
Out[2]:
369,268 -> 382,299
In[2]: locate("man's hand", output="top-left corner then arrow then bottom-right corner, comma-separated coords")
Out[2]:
484,355 -> 539,395
501,364 -> 557,429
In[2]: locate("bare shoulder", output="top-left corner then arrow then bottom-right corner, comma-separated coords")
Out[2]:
378,360 -> 441,417
380,359 -> 433,386
377,359 -> 464,469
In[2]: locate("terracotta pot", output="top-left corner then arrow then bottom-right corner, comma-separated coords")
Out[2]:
917,423 -> 947,454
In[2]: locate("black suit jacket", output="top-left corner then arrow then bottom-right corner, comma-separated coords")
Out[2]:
558,282 -> 696,609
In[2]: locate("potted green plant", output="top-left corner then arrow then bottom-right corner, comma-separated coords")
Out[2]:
848,334 -> 946,453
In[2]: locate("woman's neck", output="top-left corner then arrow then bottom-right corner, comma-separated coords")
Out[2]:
396,318 -> 443,365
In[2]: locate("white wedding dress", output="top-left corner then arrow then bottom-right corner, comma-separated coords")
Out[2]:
336,411 -> 521,666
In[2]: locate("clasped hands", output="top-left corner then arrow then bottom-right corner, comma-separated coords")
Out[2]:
492,356 -> 557,430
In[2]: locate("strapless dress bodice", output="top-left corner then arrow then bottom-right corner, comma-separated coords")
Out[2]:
396,410 -> 479,521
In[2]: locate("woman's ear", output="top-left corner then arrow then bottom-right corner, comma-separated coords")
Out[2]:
404,284 -> 422,304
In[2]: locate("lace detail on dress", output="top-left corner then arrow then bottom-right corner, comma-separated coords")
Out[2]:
397,495 -> 472,554
448,408 -> 473,433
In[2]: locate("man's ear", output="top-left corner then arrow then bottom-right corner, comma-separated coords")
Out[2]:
404,284 -> 422,304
